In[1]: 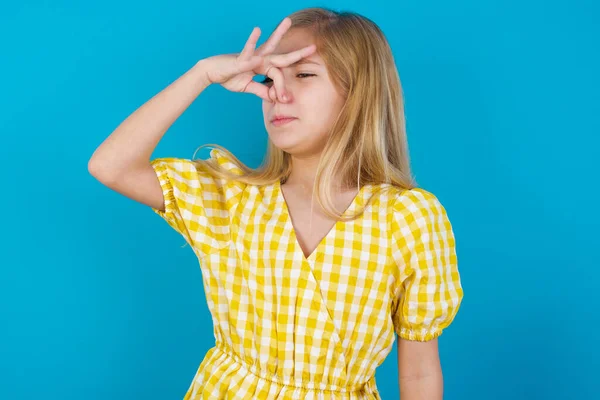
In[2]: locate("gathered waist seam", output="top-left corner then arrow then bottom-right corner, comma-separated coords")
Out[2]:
213,341 -> 372,394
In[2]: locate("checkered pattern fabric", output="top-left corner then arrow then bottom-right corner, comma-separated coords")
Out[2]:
150,148 -> 463,399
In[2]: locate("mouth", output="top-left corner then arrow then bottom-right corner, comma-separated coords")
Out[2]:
271,117 -> 298,127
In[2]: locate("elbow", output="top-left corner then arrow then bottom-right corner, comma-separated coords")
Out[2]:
87,156 -> 100,177
88,156 -> 118,184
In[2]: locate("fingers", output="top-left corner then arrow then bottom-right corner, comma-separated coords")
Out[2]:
244,80 -> 271,102
239,27 -> 261,61
269,86 -> 277,103
265,65 -> 288,103
256,17 -> 292,56
270,44 -> 317,68
244,75 -> 283,104
236,55 -> 263,73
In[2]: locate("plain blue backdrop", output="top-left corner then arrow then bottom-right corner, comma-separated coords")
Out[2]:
1,1 -> 598,399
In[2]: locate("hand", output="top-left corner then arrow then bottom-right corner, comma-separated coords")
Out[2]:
201,17 -> 316,102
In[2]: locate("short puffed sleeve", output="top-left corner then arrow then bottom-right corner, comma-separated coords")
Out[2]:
390,188 -> 464,341
149,148 -> 246,257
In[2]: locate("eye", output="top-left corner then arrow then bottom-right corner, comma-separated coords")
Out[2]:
260,73 -> 316,85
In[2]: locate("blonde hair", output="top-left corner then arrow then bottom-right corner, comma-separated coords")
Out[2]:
193,6 -> 417,221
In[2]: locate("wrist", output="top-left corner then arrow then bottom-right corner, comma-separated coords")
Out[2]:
193,59 -> 214,88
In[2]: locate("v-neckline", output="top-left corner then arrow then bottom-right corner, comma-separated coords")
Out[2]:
275,180 -> 369,264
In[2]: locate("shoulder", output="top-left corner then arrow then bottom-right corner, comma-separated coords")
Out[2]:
150,157 -> 197,173
149,157 -> 201,193
391,187 -> 447,217
150,148 -> 245,190
387,186 -> 454,238
207,148 -> 244,176
150,147 -> 243,175
393,187 -> 441,208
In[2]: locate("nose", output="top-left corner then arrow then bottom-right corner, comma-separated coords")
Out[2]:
269,85 -> 294,104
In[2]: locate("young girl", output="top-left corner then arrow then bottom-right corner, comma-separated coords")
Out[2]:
89,7 -> 463,400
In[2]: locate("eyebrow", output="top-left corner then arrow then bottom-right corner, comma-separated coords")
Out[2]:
289,59 -> 322,67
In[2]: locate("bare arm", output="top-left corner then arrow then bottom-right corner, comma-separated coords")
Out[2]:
88,19 -> 315,212
88,60 -> 213,211
397,336 -> 443,400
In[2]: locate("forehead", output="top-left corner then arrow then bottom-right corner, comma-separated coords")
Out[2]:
273,28 -> 319,58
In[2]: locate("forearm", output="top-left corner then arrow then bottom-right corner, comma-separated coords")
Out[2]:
399,371 -> 443,400
89,59 -> 213,178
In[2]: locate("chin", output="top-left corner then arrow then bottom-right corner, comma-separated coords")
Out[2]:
268,136 -> 301,153
271,139 -> 324,159
266,126 -> 327,155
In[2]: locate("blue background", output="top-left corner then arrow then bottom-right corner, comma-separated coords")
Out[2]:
1,1 -> 598,399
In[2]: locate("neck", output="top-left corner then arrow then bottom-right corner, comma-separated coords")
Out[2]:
283,153 -> 318,188
283,153 -> 356,193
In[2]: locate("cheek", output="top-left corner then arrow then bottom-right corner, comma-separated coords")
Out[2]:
262,102 -> 271,119
306,93 -> 341,124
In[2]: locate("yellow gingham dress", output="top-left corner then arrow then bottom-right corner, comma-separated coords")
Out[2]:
150,148 -> 463,399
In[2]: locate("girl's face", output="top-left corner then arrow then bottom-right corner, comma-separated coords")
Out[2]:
262,28 -> 345,157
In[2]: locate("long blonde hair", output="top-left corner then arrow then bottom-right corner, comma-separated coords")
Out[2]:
193,7 -> 417,221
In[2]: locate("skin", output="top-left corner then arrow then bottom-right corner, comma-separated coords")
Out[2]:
260,27 -> 347,191
398,337 -> 443,399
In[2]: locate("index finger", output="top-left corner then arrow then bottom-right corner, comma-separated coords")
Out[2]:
269,44 -> 317,68
256,17 -> 292,56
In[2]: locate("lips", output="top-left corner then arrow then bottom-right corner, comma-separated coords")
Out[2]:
271,117 -> 297,127
271,115 -> 297,122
